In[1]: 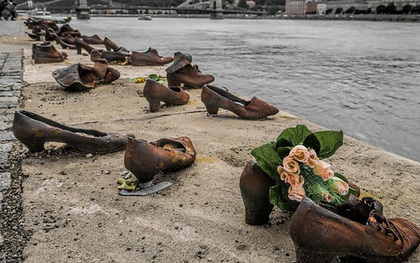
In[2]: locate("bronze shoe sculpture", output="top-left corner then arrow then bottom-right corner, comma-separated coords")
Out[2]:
12,110 -> 128,154
201,85 -> 279,119
74,37 -> 99,54
239,161 -> 361,226
124,136 -> 196,184
143,78 -> 190,112
32,42 -> 68,64
52,50 -> 120,91
166,52 -> 193,74
82,34 -> 104,44
103,37 -> 130,53
100,48 -> 130,64
130,47 -> 174,66
55,34 -> 76,49
56,24 -> 81,37
240,160 -> 276,225
289,197 -> 420,263
166,63 -> 214,88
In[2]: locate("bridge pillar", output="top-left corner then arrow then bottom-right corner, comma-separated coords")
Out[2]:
210,0 -> 223,19
75,0 -> 90,19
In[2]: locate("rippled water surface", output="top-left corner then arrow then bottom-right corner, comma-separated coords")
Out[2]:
72,17 -> 420,162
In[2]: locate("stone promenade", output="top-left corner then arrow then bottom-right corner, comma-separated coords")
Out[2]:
0,19 -> 25,263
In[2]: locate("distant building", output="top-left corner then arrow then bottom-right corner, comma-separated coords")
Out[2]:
246,0 -> 256,8
285,0 -> 420,15
285,0 -> 305,15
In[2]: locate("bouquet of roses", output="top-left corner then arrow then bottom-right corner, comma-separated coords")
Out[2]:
251,125 -> 359,211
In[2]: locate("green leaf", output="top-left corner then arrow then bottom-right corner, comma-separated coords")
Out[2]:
302,133 -> 321,153
269,185 -> 298,211
276,125 -> 313,147
333,172 -> 348,183
312,130 -> 343,159
277,146 -> 292,162
275,137 -> 293,149
251,141 -> 282,180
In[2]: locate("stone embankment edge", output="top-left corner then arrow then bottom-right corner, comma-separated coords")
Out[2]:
0,50 -> 23,263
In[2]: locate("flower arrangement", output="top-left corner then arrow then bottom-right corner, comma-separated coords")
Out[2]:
251,125 -> 359,211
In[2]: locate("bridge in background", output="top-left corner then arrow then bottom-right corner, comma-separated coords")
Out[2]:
17,0 -> 266,19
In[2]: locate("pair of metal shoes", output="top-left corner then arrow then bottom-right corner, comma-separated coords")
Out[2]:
52,50 -> 120,91
75,36 -> 173,66
166,52 -> 215,88
201,85 -> 279,119
104,37 -> 174,66
32,41 -> 68,64
12,110 -> 197,196
239,160 -> 420,262
55,34 -> 104,50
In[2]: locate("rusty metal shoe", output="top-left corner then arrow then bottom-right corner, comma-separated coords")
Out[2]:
56,24 -> 81,37
12,110 -> 128,154
130,47 -> 174,66
55,34 -> 76,49
201,85 -> 279,119
165,52 -> 193,74
240,160 -> 362,226
124,136 -> 197,184
100,48 -> 130,63
82,34 -> 104,44
240,160 -> 276,225
52,52 -> 120,91
32,42 -> 68,63
166,63 -> 214,88
143,78 -> 190,112
104,36 -> 123,52
74,37 -> 97,54
290,197 -> 420,263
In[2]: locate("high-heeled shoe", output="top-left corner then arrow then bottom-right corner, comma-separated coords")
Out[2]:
239,160 -> 362,225
143,78 -> 190,112
240,160 -> 276,225
130,47 -> 174,66
201,85 -> 279,119
165,52 -> 192,74
74,37 -> 96,54
12,110 -> 128,153
166,63 -> 214,88
290,197 -> 420,263
103,37 -> 129,53
124,136 -> 196,184
55,34 -> 76,50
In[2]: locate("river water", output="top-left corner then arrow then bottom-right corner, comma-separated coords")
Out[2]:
71,17 -> 420,162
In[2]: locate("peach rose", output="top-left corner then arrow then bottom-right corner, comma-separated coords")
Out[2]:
330,177 -> 349,196
288,186 -> 306,202
322,191 -> 334,203
282,156 -> 300,175
278,167 -> 305,190
313,160 -> 334,181
307,149 -> 320,168
289,145 -> 309,163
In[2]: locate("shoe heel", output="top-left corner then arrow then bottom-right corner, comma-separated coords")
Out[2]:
15,136 -> 46,153
295,247 -> 336,263
76,44 -> 82,54
148,99 -> 160,112
204,102 -> 219,115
